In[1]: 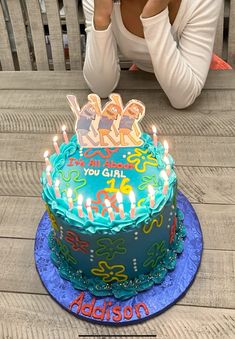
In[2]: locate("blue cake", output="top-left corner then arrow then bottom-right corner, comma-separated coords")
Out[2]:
40,94 -> 186,300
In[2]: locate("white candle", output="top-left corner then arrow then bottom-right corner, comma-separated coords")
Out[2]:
105,199 -> 114,221
53,136 -> 60,154
116,192 -> 125,219
46,165 -> 52,186
163,140 -> 169,157
164,156 -> 171,176
148,185 -> 155,208
86,198 -> 93,221
67,188 -> 73,209
77,194 -> 83,218
161,170 -> 169,195
152,125 -> 158,146
62,125 -> 69,144
129,190 -> 136,218
54,179 -> 61,198
43,150 -> 51,167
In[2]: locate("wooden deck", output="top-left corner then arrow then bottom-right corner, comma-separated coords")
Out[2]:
0,70 -> 235,338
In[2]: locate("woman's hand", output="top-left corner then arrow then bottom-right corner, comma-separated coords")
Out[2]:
142,0 -> 172,18
94,0 -> 113,30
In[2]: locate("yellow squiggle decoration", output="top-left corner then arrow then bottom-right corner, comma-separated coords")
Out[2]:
143,215 -> 163,234
46,204 -> 59,232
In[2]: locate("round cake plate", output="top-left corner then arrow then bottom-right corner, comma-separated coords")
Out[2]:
34,191 -> 203,325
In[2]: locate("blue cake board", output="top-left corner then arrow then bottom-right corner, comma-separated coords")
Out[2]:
34,191 -> 203,325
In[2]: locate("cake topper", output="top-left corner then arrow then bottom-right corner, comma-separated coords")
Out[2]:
67,93 -> 145,148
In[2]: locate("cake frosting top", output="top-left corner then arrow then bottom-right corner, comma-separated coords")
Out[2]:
41,133 -> 176,234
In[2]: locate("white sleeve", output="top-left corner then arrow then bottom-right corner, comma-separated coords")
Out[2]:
140,0 -> 223,109
82,0 -> 120,98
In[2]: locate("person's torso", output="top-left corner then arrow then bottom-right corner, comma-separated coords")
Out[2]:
111,0 -> 193,72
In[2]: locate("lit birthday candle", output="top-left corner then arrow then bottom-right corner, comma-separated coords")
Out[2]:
129,190 -> 136,218
86,198 -> 93,221
105,199 -> 114,221
53,136 -> 60,154
164,156 -> 171,176
54,179 -> 61,198
46,165 -> 52,186
43,150 -> 51,167
161,170 -> 169,195
148,185 -> 155,208
163,140 -> 169,157
116,192 -> 125,219
62,125 -> 69,144
77,194 -> 83,218
67,188 -> 73,209
152,125 -> 158,146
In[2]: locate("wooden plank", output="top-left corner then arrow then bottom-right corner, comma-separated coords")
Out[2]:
228,0 -> 235,68
0,70 -> 234,90
0,107 -> 234,136
0,293 -> 235,339
0,88 -> 235,112
1,133 -> 235,167
63,0 -> 82,70
0,196 -> 44,239
25,0 -> 49,71
176,166 -> 235,205
0,238 -> 234,309
0,196 -> 234,252
0,2 -> 15,70
213,0 -> 224,57
7,0 -> 32,70
0,161 -> 234,204
44,0 -> 65,70
193,204 -> 235,251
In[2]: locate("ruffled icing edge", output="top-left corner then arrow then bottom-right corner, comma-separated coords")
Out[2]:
48,207 -> 186,300
41,133 -> 177,235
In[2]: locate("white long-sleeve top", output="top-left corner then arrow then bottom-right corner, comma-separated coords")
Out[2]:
82,0 -> 223,108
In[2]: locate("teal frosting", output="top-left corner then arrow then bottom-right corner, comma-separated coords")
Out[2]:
41,133 -> 177,235
48,207 -> 186,300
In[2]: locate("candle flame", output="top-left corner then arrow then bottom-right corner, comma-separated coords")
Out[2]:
46,165 -> 52,173
44,150 -> 49,158
62,125 -> 66,132
163,140 -> 169,151
129,190 -> 136,204
116,191 -> 123,204
148,185 -> 155,196
161,170 -> 168,182
53,136 -> 58,142
105,199 -> 111,208
67,188 -> 73,198
55,179 -> 60,187
86,198 -> 92,207
163,156 -> 169,165
77,194 -> 83,205
152,125 -> 157,134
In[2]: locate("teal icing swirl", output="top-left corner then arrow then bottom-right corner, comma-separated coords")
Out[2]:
48,207 -> 186,300
41,133 -> 176,235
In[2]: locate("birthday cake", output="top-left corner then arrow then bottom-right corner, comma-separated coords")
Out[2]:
41,93 -> 186,300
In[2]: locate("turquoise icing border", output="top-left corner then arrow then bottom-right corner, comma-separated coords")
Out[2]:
41,133 -> 177,235
48,207 -> 186,300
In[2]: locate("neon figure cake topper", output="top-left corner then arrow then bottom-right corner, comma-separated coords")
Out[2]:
66,93 -> 145,148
